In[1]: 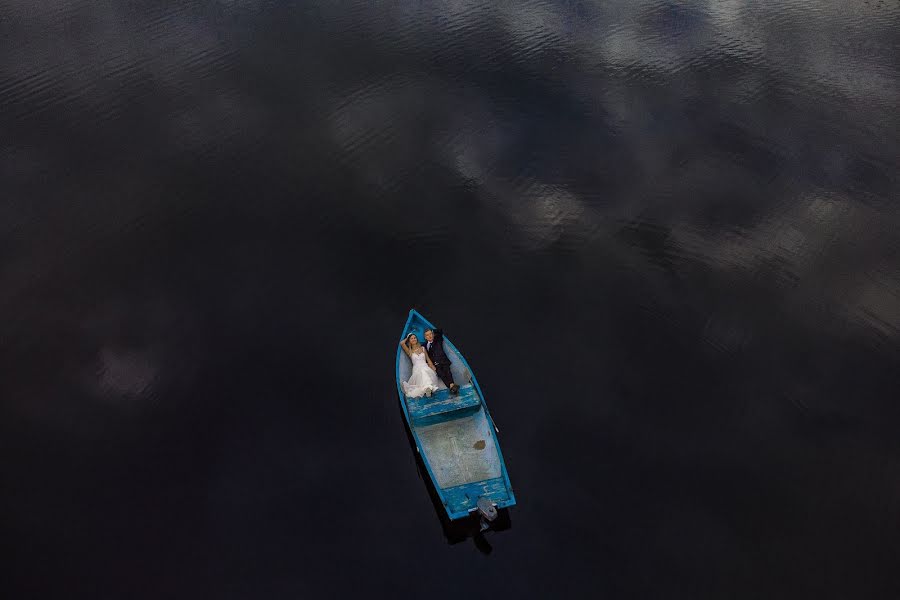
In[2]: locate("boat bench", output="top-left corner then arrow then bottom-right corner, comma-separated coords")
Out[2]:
407,384 -> 480,423
443,477 -> 511,517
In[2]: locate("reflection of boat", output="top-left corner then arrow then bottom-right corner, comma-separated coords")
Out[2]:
395,309 -> 516,528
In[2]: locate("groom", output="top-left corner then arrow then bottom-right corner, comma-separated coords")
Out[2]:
424,328 -> 460,395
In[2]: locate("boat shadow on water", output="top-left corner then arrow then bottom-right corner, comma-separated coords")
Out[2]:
398,403 -> 513,555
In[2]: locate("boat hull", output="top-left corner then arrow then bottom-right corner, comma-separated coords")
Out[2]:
395,309 -> 516,520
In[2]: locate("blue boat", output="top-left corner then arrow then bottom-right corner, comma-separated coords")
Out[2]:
396,309 -> 516,525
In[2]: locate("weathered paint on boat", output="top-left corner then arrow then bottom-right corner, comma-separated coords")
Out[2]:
396,309 -> 516,520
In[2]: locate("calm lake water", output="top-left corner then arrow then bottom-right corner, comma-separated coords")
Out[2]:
3,1 -> 899,598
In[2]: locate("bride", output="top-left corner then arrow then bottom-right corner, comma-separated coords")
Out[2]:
399,333 -> 441,398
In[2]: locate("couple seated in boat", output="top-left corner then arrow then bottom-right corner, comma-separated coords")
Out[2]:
399,328 -> 461,398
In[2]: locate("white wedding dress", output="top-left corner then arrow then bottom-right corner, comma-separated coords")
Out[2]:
402,350 -> 441,398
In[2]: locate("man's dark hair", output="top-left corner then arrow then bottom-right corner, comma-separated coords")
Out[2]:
424,328 -> 433,334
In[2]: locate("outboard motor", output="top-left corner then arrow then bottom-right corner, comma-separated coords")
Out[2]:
476,497 -> 498,532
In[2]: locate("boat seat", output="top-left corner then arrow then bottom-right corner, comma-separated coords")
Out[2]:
407,384 -> 480,422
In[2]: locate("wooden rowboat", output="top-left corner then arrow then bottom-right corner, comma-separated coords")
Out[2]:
395,309 -> 516,525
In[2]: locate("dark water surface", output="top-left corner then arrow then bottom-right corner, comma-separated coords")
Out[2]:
3,1 -> 899,597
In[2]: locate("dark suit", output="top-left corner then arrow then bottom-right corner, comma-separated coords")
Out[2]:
425,329 -> 456,389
